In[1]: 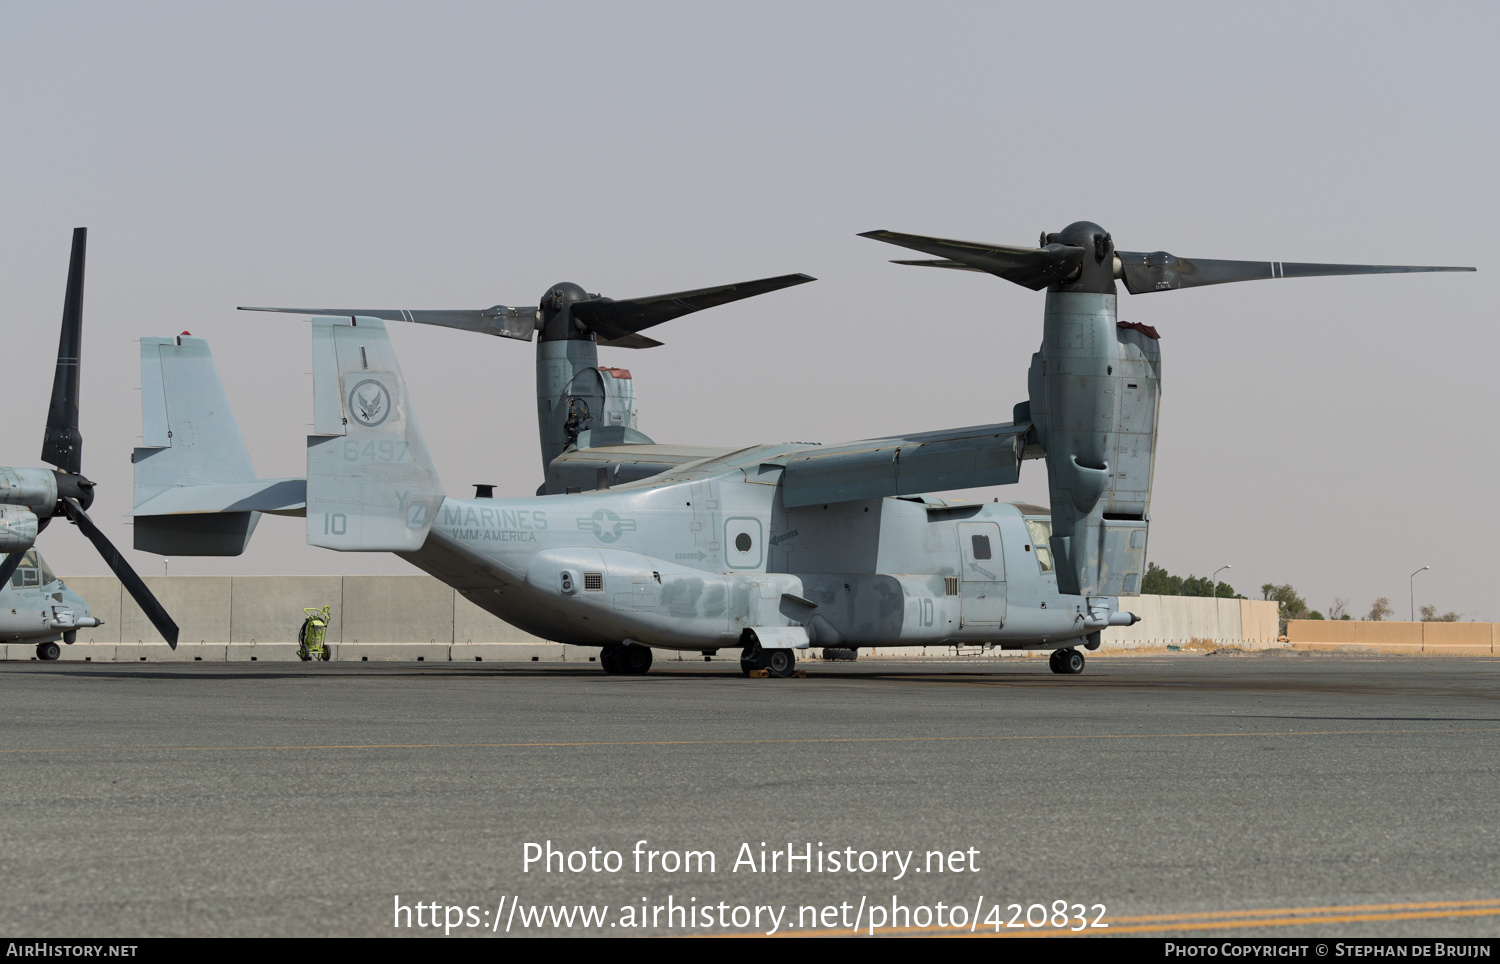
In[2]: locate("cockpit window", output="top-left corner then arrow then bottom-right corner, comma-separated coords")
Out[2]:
1024,519 -> 1055,573
970,534 -> 992,560
7,550 -> 53,588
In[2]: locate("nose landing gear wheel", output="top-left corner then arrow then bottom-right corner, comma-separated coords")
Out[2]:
1049,647 -> 1085,674
36,641 -> 60,661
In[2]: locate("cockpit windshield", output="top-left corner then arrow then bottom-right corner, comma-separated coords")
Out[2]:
6,550 -> 56,588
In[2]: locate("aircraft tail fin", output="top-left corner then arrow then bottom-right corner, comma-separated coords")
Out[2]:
306,316 -> 444,551
132,335 -> 305,555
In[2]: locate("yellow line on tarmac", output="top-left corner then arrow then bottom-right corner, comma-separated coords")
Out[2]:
1104,897 -> 1500,924
2,726 -> 1499,755
761,898 -> 1500,938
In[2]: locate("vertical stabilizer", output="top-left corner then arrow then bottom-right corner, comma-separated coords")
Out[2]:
132,335 -> 295,555
306,316 -> 443,551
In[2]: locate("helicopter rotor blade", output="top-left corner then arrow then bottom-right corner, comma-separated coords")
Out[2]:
240,274 -> 814,350
238,305 -> 539,341
41,228 -> 87,475
0,552 -> 24,590
61,498 -> 179,648
1116,251 -> 1476,294
859,230 -> 1083,290
571,273 -> 816,347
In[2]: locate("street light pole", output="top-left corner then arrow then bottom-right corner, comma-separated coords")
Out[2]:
1410,566 -> 1430,621
1212,564 -> 1231,599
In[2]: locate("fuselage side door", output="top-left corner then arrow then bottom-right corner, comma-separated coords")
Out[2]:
957,521 -> 1006,628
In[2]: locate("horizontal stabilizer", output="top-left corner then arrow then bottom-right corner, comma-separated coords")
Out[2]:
782,422 -> 1031,508
307,316 -> 443,551
132,478 -> 306,516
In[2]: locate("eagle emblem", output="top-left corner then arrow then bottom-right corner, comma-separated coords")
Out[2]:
346,379 -> 393,428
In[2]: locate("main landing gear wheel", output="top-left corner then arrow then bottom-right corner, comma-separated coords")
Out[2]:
599,644 -> 652,675
619,645 -> 653,675
36,641 -> 60,661
764,648 -> 796,678
741,642 -> 797,678
1049,647 -> 1085,675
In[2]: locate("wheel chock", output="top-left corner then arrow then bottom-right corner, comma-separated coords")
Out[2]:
795,669 -> 807,678
749,669 -> 769,678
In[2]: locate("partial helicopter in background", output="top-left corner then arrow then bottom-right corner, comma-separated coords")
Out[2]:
129,223 -> 1470,676
0,229 -> 180,657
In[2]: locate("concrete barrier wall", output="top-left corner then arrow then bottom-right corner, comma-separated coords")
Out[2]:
1288,619 -> 1496,654
1103,596 -> 1280,649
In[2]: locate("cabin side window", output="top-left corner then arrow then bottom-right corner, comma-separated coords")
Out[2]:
1024,519 -> 1055,573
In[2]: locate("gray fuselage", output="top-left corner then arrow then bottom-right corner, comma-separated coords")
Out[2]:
417,460 -> 1096,653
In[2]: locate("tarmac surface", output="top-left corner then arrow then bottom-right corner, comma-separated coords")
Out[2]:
1,652 -> 1497,938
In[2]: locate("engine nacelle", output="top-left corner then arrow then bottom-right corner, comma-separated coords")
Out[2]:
1027,290 -> 1161,596
0,505 -> 39,552
0,467 -> 58,516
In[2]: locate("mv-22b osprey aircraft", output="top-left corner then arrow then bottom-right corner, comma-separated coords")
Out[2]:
129,222 -> 1470,676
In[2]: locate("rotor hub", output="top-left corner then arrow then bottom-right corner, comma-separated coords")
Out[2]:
538,282 -> 594,341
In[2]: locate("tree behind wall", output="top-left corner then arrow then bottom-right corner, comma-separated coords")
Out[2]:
1366,597 -> 1394,621
1261,583 -> 1310,635
1142,563 -> 1239,599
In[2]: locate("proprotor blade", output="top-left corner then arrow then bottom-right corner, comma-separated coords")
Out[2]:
859,230 -> 1082,290
62,498 -> 179,647
1117,251 -> 1477,294
0,552 -> 24,590
41,228 -> 86,475
572,273 -> 816,348
238,305 -> 538,341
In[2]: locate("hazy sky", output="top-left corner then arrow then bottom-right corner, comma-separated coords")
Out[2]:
2,2 -> 1494,619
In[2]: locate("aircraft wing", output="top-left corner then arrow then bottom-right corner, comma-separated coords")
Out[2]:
780,421 -> 1032,508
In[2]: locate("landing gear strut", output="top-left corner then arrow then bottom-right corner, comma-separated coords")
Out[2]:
1049,647 -> 1085,675
599,643 -> 653,675
740,641 -> 798,678
36,641 -> 60,661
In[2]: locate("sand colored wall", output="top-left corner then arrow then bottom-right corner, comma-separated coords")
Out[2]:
1287,619 -> 1494,654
